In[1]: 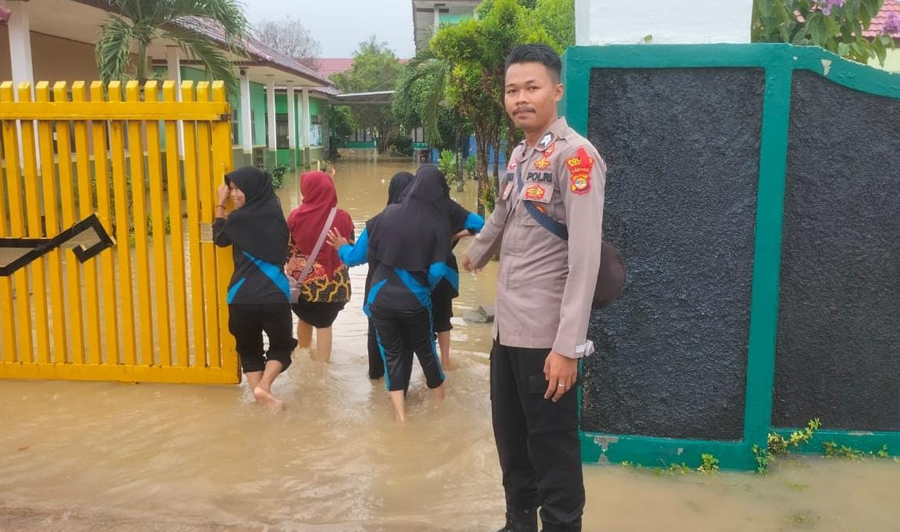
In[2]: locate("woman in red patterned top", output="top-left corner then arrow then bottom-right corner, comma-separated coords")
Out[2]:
286,171 -> 354,362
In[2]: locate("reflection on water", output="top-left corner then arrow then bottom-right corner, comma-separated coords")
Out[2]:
2,155 -> 898,531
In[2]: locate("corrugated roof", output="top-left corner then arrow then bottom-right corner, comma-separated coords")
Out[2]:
313,58 -> 355,79
865,0 -> 900,37
176,16 -> 335,86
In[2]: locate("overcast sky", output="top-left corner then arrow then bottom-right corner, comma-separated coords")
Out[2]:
242,0 -> 416,58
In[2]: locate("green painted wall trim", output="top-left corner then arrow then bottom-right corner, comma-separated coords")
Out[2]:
563,43 -> 900,471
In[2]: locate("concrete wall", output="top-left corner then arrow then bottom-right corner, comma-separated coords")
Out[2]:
575,0 -> 753,45
0,28 -> 98,83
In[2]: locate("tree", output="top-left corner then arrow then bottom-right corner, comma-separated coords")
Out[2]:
255,17 -> 321,68
536,0 -> 575,48
96,0 -> 247,95
331,36 -> 404,153
431,0 -> 560,213
753,0 -> 895,65
329,105 -> 357,139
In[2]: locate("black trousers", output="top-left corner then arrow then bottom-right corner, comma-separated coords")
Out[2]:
228,303 -> 297,374
491,341 -> 584,532
371,305 -> 444,392
368,317 -> 416,389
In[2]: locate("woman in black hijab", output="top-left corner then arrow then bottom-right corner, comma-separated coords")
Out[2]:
214,166 -> 297,412
329,166 -> 451,422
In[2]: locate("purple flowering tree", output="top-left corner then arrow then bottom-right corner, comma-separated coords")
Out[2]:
753,0 -> 896,65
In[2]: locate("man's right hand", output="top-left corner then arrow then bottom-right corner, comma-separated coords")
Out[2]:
462,254 -> 481,274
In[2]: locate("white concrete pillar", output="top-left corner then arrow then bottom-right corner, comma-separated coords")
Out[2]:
166,47 -> 185,158
7,0 -> 34,94
266,76 -> 276,153
575,0 -> 753,45
300,87 -> 311,150
287,86 -> 297,151
240,69 -> 252,154
433,5 -> 441,31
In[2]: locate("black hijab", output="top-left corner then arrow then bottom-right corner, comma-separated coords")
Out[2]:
367,165 -> 452,273
222,166 -> 289,265
387,172 -> 414,205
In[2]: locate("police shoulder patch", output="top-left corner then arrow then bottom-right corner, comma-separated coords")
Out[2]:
565,147 -> 594,195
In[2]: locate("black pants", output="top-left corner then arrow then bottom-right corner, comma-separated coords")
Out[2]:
228,303 -> 297,374
371,305 -> 444,392
491,341 -> 584,532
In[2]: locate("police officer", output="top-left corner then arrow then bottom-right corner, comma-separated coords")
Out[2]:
462,44 -> 606,532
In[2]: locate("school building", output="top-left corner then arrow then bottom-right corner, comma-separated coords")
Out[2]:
0,0 -> 339,171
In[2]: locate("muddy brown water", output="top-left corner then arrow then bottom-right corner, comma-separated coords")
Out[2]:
2,155 -> 899,532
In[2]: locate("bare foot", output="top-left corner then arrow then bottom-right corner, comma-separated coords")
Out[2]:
253,386 -> 285,412
441,356 -> 453,371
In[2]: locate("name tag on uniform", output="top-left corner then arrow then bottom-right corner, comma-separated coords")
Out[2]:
502,178 -> 515,201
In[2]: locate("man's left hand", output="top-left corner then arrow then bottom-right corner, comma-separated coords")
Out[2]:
544,351 -> 578,402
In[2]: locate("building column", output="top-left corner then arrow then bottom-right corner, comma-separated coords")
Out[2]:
240,69 -> 252,161
301,87 -> 311,168
166,47 -> 185,159
6,0 -> 36,165
287,86 -> 297,170
575,0 -> 752,45
7,0 -> 34,94
266,76 -> 277,168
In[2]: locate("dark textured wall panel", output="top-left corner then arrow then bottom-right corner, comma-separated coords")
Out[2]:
583,68 -> 764,441
773,71 -> 900,431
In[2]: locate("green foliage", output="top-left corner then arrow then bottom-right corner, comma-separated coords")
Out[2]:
329,105 -> 356,140
753,445 -> 771,475
698,454 -> 720,475
753,418 -> 821,474
437,150 -> 461,185
95,0 -> 247,98
331,36 -> 404,153
535,0 -> 575,47
823,441 -> 866,459
823,442 -> 892,459
390,136 -> 414,156
752,0 -> 895,65
769,418 -> 821,455
465,155 -> 478,181
267,165 -> 288,189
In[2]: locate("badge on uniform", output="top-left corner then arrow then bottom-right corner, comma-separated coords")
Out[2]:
565,147 -> 594,195
533,158 -> 551,170
508,157 -> 518,170
524,184 -> 546,201
536,133 -> 553,151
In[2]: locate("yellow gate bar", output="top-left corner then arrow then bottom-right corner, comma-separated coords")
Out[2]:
144,80 -> 172,367
163,81 -> 190,368
89,81 -> 120,365
1,83 -> 35,363
0,100 -> 230,121
181,81 -> 207,368
18,84 -> 51,364
72,82 -> 103,365
108,81 -> 137,365
53,82 -> 86,365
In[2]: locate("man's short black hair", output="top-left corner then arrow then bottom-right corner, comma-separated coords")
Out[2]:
505,43 -> 562,81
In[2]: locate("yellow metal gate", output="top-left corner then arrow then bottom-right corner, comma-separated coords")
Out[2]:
0,80 -> 238,384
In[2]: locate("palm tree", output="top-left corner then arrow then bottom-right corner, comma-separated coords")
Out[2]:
95,0 -> 247,94
395,47 -> 449,146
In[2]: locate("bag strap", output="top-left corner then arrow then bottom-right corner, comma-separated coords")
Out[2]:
297,207 -> 337,283
515,164 -> 569,241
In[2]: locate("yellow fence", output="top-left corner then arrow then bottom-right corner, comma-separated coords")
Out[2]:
0,80 -> 238,384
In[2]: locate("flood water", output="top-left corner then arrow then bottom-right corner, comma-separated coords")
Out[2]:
2,155 -> 899,532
